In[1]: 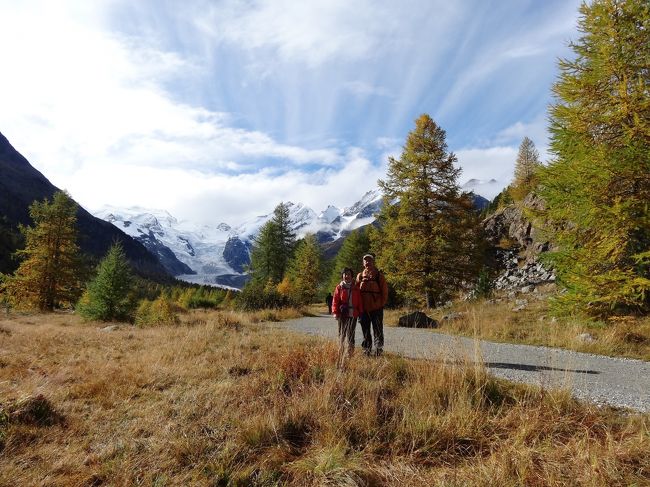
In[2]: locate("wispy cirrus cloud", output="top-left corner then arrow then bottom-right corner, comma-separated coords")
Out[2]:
0,0 -> 355,223
343,81 -> 392,98
1,0 -> 584,225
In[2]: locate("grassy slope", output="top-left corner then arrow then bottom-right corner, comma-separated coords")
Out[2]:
1,310 -> 649,486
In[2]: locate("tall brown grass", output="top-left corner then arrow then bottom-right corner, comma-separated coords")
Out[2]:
0,310 -> 648,486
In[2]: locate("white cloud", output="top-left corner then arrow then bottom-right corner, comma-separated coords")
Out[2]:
495,117 -> 551,163
76,150 -> 386,226
455,145 -> 518,193
0,0 -> 348,216
198,0 -> 389,68
496,117 -> 548,147
343,81 -> 392,98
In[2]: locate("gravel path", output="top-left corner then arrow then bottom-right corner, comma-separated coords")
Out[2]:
274,314 -> 650,413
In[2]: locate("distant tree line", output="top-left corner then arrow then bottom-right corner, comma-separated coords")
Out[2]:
0,191 -> 231,322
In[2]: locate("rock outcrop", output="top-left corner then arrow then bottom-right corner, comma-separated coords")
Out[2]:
482,193 -> 556,293
222,236 -> 251,273
492,249 -> 556,292
483,193 -> 550,258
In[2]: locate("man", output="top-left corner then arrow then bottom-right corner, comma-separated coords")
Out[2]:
325,292 -> 333,315
356,254 -> 388,356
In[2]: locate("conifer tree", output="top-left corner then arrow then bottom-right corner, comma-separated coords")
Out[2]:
248,202 -> 296,285
511,136 -> 541,200
538,0 -> 650,316
249,220 -> 279,285
328,227 -> 371,290
272,202 -> 296,279
374,114 -> 482,308
284,234 -> 324,304
5,191 -> 82,310
77,242 -> 135,321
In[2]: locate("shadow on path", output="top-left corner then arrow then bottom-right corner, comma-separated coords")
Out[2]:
485,362 -> 600,374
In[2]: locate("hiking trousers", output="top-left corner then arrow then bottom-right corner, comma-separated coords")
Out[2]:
360,309 -> 384,355
337,316 -> 357,369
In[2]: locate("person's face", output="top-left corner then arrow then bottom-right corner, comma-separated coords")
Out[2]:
363,257 -> 374,270
343,271 -> 353,283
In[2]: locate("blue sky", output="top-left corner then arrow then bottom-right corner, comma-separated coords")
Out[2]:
0,0 -> 581,225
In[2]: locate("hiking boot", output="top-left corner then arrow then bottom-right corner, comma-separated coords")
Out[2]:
363,348 -> 372,357
374,348 -> 383,357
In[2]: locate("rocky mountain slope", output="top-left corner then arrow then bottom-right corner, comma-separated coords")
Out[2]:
482,193 -> 556,294
0,132 -> 170,280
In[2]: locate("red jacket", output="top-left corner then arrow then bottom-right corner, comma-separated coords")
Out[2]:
332,282 -> 363,318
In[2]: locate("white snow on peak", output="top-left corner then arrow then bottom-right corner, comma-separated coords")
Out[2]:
461,178 -> 504,200
94,205 -> 237,283
95,188 -> 390,286
341,189 -> 382,217
319,205 -> 341,224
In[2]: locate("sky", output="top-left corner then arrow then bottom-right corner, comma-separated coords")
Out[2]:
0,0 -> 582,226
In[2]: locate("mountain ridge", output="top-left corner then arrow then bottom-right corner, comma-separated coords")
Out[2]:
0,132 -> 172,281
93,186 -> 493,289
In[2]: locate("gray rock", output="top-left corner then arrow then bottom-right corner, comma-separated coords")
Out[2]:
512,298 -> 529,312
101,325 -> 120,332
442,312 -> 465,321
398,311 -> 438,329
577,333 -> 596,343
520,285 -> 534,294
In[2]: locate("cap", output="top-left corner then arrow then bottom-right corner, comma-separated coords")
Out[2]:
362,254 -> 375,261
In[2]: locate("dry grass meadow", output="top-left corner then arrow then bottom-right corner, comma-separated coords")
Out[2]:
1,309 -> 649,486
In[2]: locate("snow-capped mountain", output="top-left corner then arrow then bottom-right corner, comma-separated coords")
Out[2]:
462,178 -> 505,200
319,205 -> 340,224
94,189 -> 385,289
94,206 -> 245,287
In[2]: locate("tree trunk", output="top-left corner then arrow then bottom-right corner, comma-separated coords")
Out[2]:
425,289 -> 434,309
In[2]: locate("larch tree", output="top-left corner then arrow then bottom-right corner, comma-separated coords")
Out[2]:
248,202 -> 296,285
283,234 -> 324,305
537,0 -> 650,316
272,202 -> 296,280
511,136 -> 542,200
5,191 -> 82,310
77,242 -> 135,321
249,220 -> 279,285
374,114 -> 483,308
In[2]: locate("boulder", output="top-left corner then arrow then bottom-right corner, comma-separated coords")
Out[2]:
442,312 -> 465,321
398,311 -> 438,328
576,333 -> 596,343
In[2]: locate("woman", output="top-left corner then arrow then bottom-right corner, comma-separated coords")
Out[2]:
332,267 -> 363,369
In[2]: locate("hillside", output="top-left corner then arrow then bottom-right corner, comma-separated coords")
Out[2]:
0,132 -> 171,280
